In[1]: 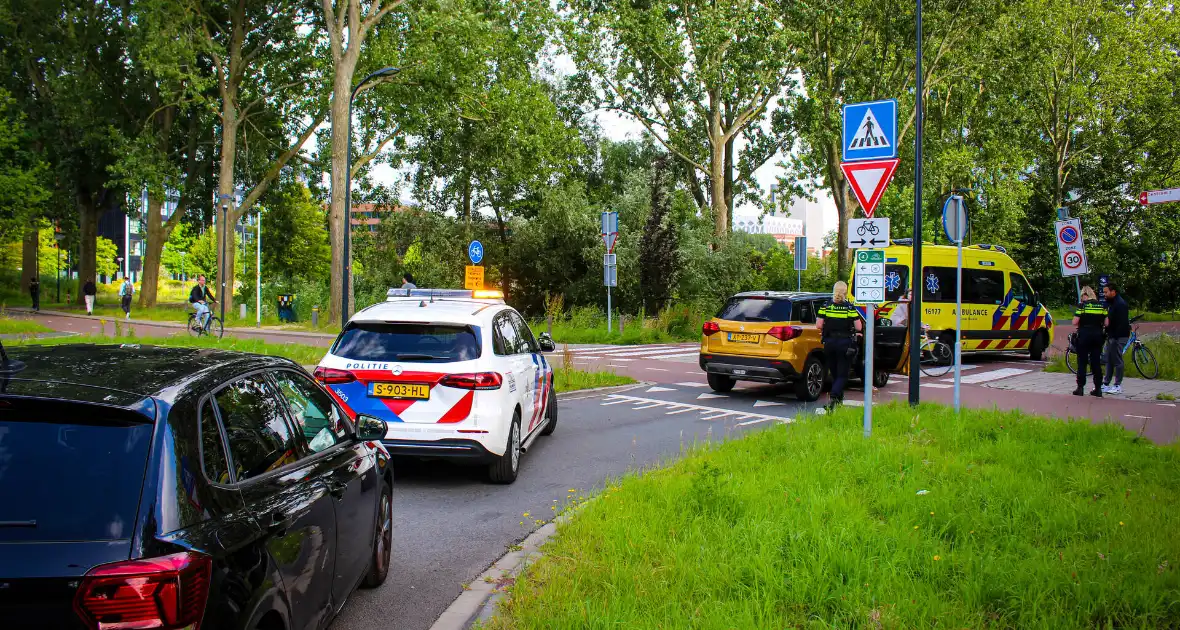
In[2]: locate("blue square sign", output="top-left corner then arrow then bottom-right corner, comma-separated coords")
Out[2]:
842,99 -> 898,162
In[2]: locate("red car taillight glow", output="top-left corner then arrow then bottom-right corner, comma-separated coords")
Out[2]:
73,551 -> 212,630
314,366 -> 356,384
439,372 -> 503,390
767,325 -> 803,341
702,321 -> 721,336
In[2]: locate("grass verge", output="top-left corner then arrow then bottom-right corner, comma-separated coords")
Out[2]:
484,403 -> 1180,629
0,315 -> 53,335
8,332 -> 326,365
539,320 -> 697,346
553,366 -> 635,392
1046,334 -> 1179,382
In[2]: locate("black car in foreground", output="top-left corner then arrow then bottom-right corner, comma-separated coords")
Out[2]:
0,344 -> 393,630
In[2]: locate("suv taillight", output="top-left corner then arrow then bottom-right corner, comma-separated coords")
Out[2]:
74,551 -> 212,630
767,325 -> 803,341
314,366 -> 356,384
702,321 -> 721,336
439,373 -> 503,390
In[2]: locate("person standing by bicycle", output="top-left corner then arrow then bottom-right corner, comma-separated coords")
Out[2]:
1101,283 -> 1130,394
189,275 -> 216,330
817,281 -> 863,410
1072,286 -> 1108,398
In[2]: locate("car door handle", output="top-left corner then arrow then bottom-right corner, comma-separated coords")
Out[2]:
267,510 -> 291,536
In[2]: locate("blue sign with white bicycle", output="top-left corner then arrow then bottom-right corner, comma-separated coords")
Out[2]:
468,240 -> 484,265
842,99 -> 898,162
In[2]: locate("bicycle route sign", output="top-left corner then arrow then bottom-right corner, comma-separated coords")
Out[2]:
848,218 -> 890,249
854,249 -> 887,304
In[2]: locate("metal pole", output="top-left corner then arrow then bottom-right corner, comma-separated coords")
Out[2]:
864,307 -> 874,437
797,270 -> 801,292
256,210 -> 262,328
1074,277 -> 1081,303
607,286 -> 612,333
954,237 -> 962,412
219,204 -> 227,325
124,212 -> 130,281
56,245 -> 61,303
908,0 -> 924,407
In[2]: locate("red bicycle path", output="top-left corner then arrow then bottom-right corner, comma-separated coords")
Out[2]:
14,308 -> 1180,443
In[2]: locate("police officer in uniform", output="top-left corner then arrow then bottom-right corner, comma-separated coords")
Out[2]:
817,281 -> 863,409
1072,285 -> 1109,397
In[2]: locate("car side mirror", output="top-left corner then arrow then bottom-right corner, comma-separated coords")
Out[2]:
356,414 -> 388,440
538,332 -> 556,353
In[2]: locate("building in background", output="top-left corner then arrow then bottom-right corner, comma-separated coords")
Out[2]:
350,203 -> 405,232
732,195 -> 827,256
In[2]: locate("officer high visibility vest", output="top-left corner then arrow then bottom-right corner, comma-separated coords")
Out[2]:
1074,300 -> 1107,330
819,300 -> 858,338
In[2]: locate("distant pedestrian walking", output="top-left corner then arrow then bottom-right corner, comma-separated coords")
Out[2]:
1101,283 -> 1130,394
401,272 -> 416,290
1072,286 -> 1108,398
119,278 -> 134,320
83,279 -> 97,315
28,277 -> 40,312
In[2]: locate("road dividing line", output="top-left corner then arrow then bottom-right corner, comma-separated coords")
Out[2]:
638,351 -> 701,360
941,368 -> 1030,384
736,417 -> 776,427
1124,414 -> 1152,420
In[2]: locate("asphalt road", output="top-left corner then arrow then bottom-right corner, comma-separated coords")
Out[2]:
327,384 -> 804,630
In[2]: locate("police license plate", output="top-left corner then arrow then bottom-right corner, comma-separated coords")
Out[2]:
370,383 -> 430,400
728,333 -> 761,343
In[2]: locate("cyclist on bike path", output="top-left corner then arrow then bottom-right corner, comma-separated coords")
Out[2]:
1101,283 -> 1130,395
189,275 -> 216,330
817,281 -> 862,410
1072,286 -> 1108,398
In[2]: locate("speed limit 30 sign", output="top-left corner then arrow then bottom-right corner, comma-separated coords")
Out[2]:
1054,218 -> 1088,277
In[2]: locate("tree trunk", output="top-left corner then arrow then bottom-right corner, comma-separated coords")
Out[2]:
216,94 -> 239,317
328,67 -> 356,326
825,139 -> 853,281
138,198 -> 166,308
21,228 -> 38,291
710,140 -> 728,240
724,136 -> 734,229
77,195 -> 99,303
493,205 -> 509,297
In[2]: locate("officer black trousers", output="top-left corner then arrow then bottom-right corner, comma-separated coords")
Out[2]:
1076,330 -> 1104,391
824,337 -> 855,401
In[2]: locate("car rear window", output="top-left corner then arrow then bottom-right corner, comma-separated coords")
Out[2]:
0,402 -> 153,542
716,297 -> 793,323
332,322 -> 482,362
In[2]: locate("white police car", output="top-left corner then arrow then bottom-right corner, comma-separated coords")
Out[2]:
314,289 -> 556,484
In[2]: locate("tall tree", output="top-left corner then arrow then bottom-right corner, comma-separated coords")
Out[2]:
639,156 -> 678,312
561,0 -> 800,239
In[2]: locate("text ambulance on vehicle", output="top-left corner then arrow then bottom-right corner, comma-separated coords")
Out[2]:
851,239 -> 1055,360
314,289 -> 557,484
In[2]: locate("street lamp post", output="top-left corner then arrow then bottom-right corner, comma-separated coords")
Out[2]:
55,233 -> 64,303
908,0 -> 925,406
343,66 -> 402,328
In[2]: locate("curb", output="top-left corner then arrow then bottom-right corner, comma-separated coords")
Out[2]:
555,381 -> 648,400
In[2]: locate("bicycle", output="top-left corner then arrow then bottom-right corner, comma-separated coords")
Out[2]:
187,306 -> 224,339
856,222 -> 880,237
918,327 -> 954,378
1064,314 -> 1158,379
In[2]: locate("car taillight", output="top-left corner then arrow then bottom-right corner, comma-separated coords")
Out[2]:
314,366 -> 356,384
439,372 -> 503,390
74,551 -> 212,630
767,325 -> 803,341
702,321 -> 721,336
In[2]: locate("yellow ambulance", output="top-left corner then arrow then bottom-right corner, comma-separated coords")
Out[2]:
850,240 -> 1056,361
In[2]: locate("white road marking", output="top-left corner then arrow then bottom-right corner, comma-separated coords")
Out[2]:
736,417 -> 774,427
752,400 -> 784,408
697,393 -> 727,400
675,382 -> 708,388
941,368 -> 1031,384
921,383 -> 953,389
602,394 -> 793,424
646,386 -> 676,393
631,403 -> 664,410
1124,414 -> 1152,420
607,358 -> 634,363
636,351 -> 701,360
589,346 -> 685,357
645,368 -> 670,372
1159,403 -> 1176,408
843,400 -> 865,407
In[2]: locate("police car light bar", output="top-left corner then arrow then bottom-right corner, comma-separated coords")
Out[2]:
385,288 -> 505,302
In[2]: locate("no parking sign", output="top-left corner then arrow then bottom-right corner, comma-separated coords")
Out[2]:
1054,218 -> 1088,277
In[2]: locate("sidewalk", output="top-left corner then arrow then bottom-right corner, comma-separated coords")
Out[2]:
987,370 -> 1180,403
9,307 -> 337,342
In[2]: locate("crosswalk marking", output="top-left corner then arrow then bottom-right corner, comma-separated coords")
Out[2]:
676,382 -> 708,388
942,368 -> 1030,384
646,386 -> 676,392
601,394 -> 793,424
639,351 -> 700,360
697,393 -> 726,400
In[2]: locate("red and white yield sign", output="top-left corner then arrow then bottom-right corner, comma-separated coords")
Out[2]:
1140,187 -> 1180,206
841,158 -> 900,218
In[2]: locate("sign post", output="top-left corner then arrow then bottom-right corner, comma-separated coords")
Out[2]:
942,195 -> 967,412
853,248 -> 887,438
793,236 -> 807,291
1054,218 -> 1088,302
465,240 -> 485,291
1139,187 -> 1180,206
601,212 -> 618,333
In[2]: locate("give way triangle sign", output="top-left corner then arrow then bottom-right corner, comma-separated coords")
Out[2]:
841,158 -> 900,218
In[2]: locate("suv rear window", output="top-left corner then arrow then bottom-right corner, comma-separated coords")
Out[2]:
0,402 -> 153,542
716,297 -> 793,323
332,322 -> 482,362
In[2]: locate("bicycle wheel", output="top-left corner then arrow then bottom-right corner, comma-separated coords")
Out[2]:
1132,343 -> 1159,380
1064,348 -> 1077,374
920,342 -> 954,378
187,315 -> 201,338
207,317 -> 224,339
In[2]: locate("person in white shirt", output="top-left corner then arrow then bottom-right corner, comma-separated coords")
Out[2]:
890,290 -> 911,327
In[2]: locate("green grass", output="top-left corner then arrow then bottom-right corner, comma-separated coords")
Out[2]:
1158,393 -> 1176,401
553,366 -> 635,391
1046,334 -> 1180,382
0,315 -> 53,335
8,332 -> 327,365
485,403 -> 1180,629
37,300 -> 341,334
540,319 -> 698,345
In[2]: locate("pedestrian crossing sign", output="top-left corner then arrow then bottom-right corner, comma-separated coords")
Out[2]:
842,99 -> 898,162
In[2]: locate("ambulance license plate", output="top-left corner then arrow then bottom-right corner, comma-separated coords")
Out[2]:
370,383 -> 430,400
727,333 -> 761,344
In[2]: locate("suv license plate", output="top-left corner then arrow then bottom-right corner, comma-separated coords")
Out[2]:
728,333 -> 761,343
371,383 -> 430,400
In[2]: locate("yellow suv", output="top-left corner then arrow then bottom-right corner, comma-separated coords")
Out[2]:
699,291 -> 833,401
